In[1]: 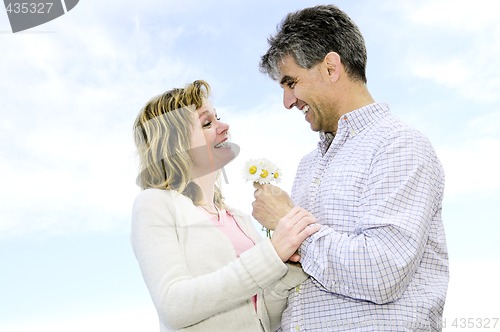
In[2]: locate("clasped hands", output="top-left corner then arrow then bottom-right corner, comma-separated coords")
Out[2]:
252,183 -> 320,263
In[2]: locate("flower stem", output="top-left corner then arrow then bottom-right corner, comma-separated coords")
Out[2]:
266,228 -> 272,239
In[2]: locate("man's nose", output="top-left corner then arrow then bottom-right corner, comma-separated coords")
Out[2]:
283,89 -> 297,109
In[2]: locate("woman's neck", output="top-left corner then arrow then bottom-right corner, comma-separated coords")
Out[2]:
191,171 -> 217,208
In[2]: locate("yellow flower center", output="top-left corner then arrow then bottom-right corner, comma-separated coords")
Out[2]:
260,169 -> 269,178
249,166 -> 257,174
274,172 -> 279,179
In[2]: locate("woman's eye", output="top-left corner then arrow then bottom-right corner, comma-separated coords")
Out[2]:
202,115 -> 220,128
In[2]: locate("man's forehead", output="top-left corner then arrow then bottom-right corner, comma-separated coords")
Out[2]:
277,56 -> 302,81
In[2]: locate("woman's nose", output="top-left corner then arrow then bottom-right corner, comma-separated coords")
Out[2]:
217,120 -> 230,135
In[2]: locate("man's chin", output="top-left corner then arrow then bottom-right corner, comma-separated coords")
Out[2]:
309,124 -> 321,132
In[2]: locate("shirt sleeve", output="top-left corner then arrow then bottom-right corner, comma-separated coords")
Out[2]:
131,190 -> 288,330
299,129 -> 445,304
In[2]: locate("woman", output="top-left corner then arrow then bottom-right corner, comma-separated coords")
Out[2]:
131,80 -> 320,331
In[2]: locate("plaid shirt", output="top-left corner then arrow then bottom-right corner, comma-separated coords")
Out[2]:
280,103 -> 449,331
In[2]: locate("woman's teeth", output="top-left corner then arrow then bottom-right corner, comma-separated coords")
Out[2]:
214,141 -> 228,148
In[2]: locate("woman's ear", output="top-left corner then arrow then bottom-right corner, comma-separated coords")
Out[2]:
323,52 -> 341,83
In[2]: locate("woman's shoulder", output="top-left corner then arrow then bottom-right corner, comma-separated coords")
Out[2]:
136,188 -> 177,198
134,188 -> 170,202
133,188 -> 189,210
225,205 -> 263,239
225,205 -> 254,224
224,204 -> 247,218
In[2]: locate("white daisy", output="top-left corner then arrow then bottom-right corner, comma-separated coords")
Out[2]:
242,158 -> 261,182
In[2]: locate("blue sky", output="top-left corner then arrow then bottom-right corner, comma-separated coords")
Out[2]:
1,0 -> 499,330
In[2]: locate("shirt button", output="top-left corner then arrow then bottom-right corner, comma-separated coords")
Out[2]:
295,285 -> 300,293
295,325 -> 300,331
314,179 -> 320,185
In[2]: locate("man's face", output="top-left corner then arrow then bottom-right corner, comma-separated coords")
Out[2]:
278,55 -> 339,133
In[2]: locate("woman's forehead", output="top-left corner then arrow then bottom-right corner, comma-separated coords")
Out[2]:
196,100 -> 216,116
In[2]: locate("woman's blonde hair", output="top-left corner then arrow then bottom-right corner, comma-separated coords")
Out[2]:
133,80 -> 224,208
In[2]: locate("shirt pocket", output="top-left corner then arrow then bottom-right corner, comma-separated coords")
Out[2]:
319,166 -> 366,232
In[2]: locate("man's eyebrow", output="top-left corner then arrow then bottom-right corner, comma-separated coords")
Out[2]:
280,75 -> 295,85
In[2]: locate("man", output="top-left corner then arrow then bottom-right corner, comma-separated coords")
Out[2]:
252,5 -> 449,331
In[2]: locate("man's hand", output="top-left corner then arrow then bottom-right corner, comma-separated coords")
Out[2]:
252,182 -> 294,230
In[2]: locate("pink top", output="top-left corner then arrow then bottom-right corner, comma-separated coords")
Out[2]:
198,207 -> 257,309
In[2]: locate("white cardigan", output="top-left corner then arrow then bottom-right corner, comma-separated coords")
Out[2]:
131,189 -> 308,332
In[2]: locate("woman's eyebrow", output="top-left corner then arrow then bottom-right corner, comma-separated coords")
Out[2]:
198,110 -> 209,118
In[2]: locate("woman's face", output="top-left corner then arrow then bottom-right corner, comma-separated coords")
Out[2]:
189,99 -> 238,177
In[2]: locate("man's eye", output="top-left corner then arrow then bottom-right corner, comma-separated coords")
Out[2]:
287,81 -> 296,88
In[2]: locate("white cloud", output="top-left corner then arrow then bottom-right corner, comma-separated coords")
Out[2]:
409,55 -> 499,103
408,0 -> 499,32
0,305 -> 159,332
411,58 -> 468,89
365,0 -> 500,104
443,260 -> 500,322
437,138 -> 500,196
437,111 -> 500,199
466,111 -> 500,137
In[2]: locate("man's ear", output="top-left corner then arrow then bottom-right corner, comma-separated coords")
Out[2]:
323,52 -> 341,83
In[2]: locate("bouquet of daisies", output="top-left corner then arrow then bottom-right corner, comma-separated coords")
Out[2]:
242,158 -> 282,237
242,158 -> 281,184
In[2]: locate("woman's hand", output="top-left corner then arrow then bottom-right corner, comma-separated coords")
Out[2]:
270,206 -> 321,262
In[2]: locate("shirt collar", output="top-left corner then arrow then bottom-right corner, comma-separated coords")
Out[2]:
338,102 -> 389,136
318,102 -> 389,154
318,132 -> 335,155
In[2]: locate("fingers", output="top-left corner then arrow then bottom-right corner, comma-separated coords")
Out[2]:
288,253 -> 301,262
281,206 -> 317,229
253,183 -> 281,196
253,182 -> 263,190
286,208 -> 321,247
271,206 -> 321,262
296,222 -> 321,243
293,211 -> 318,230
292,213 -> 320,243
253,182 -> 264,198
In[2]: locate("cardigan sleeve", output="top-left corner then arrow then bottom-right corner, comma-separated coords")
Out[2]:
259,263 -> 309,331
131,189 -> 288,330
228,207 -> 310,331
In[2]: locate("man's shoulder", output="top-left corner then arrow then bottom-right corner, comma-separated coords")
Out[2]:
297,148 -> 318,166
